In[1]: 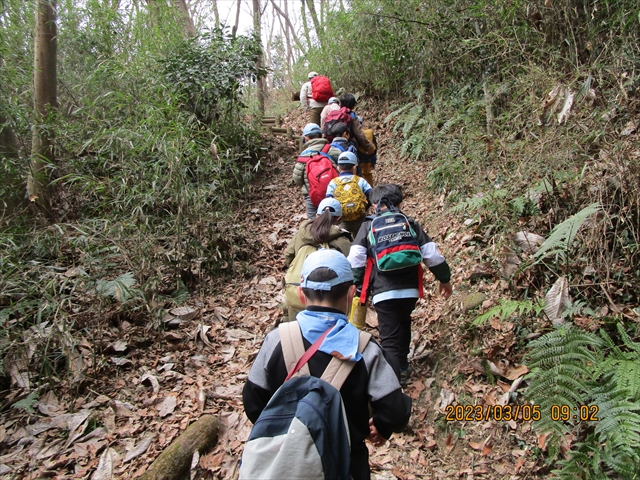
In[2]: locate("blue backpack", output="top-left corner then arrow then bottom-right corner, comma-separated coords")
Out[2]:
240,322 -> 370,480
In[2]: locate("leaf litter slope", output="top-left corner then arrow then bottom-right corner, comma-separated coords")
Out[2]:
0,107 -> 546,480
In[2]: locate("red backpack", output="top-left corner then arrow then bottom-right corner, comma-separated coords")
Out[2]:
297,144 -> 337,207
323,107 -> 353,140
310,76 -> 334,103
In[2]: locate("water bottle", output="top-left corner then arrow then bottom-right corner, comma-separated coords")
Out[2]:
348,290 -> 367,329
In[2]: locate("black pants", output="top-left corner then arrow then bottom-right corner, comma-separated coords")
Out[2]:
374,298 -> 418,378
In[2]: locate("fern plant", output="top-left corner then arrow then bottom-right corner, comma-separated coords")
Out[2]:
472,299 -> 543,326
525,324 -> 640,477
533,203 -> 601,264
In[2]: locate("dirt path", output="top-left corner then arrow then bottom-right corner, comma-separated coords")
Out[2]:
1,108 -> 545,480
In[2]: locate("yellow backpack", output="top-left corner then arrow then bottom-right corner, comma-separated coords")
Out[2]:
357,128 -> 377,154
333,176 -> 367,222
284,243 -> 330,313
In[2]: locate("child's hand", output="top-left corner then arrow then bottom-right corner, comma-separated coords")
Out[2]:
367,418 -> 386,446
439,282 -> 453,298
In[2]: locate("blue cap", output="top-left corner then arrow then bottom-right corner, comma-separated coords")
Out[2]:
328,97 -> 339,105
338,151 -> 358,165
302,123 -> 322,136
317,198 -> 342,217
300,250 -> 354,291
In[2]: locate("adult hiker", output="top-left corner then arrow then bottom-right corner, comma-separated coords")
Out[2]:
300,71 -> 334,126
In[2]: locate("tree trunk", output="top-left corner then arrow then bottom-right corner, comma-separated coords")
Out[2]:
231,0 -> 242,38
211,0 -> 219,29
300,0 -> 312,49
252,0 -> 265,115
271,0 -> 304,53
305,0 -> 322,47
173,0 -> 196,37
140,415 -> 219,480
266,5 -> 276,88
28,0 -> 57,218
0,115 -> 24,217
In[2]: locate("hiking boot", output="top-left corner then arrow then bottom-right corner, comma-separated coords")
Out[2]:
399,366 -> 412,386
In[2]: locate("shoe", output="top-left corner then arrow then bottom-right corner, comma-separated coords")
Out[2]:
399,366 -> 412,386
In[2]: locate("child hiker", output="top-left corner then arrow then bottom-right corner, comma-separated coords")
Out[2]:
293,123 -> 338,219
283,198 -> 352,321
347,184 -> 453,384
326,151 -> 372,239
242,249 -> 411,480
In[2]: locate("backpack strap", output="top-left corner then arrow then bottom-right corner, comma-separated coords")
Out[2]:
284,325 -> 333,382
360,257 -> 375,304
320,331 -> 372,390
279,322 -> 311,377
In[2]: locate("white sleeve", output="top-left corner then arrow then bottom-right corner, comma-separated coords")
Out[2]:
347,244 -> 368,268
420,242 -> 446,267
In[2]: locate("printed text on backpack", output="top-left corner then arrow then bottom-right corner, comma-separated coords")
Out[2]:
367,201 -> 422,271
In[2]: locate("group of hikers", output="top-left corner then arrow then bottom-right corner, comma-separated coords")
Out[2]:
238,72 -> 453,479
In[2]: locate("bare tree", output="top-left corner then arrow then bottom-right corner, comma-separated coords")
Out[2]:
252,0 -> 265,115
28,0 -> 57,218
211,0 -> 219,29
173,0 -> 197,36
232,0 -> 241,37
270,0 -> 304,53
305,0 -> 322,47
273,1 -> 293,84
300,0 -> 312,48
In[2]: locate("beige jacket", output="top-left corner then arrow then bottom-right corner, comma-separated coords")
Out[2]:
300,81 -> 328,110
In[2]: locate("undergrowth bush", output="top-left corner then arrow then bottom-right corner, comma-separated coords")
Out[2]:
0,2 -> 266,389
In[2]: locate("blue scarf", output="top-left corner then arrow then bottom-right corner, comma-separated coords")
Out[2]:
296,309 -> 362,362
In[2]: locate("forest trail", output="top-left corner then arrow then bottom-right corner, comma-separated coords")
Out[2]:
1,107 -> 543,480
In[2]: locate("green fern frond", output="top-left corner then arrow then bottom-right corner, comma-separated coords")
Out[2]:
384,102 -> 414,124
400,105 -> 424,135
96,271 -> 137,302
533,203 -> 601,262
616,323 -> 640,354
12,391 -> 39,413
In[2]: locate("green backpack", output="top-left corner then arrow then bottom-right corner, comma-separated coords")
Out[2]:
284,243 -> 330,313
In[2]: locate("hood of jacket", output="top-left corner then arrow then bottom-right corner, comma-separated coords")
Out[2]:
299,138 -> 329,156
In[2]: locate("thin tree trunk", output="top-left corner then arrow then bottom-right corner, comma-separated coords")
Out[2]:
232,0 -> 241,37
252,0 -> 265,115
173,0 -> 196,36
211,0 -> 219,29
305,0 -> 322,47
271,0 -> 304,53
274,1 -> 293,85
28,0 -> 57,218
300,0 -> 312,48
266,6 -> 276,88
